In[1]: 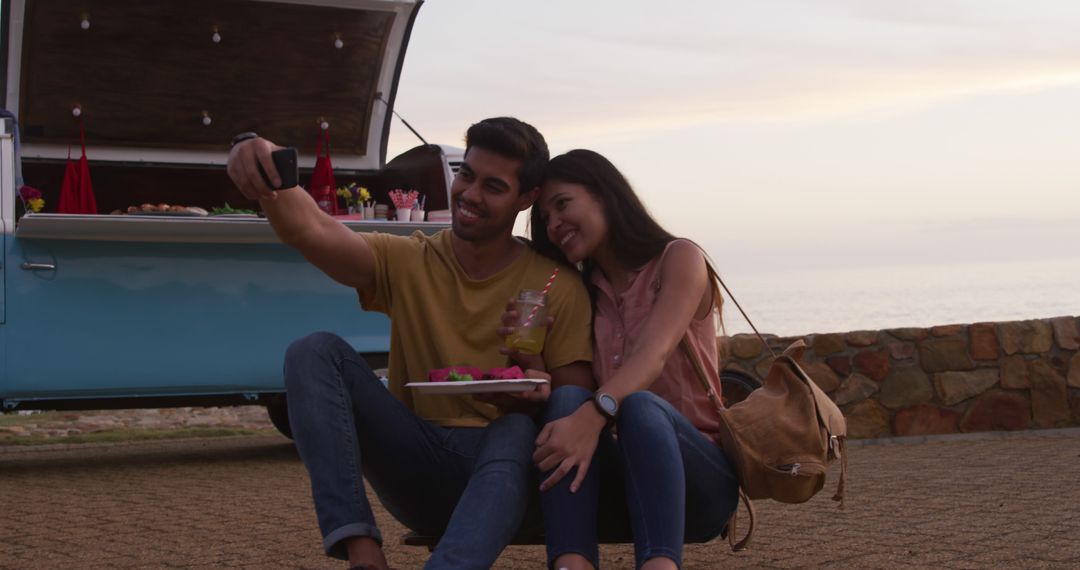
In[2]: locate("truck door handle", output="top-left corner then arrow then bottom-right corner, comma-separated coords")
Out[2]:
21,262 -> 56,271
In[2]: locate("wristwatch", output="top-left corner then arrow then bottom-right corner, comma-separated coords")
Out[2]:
592,391 -> 619,421
230,131 -> 259,148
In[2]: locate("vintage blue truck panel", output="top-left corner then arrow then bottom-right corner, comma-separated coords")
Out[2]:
0,0 -> 449,421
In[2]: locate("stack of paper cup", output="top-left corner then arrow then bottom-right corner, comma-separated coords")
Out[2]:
428,209 -> 451,223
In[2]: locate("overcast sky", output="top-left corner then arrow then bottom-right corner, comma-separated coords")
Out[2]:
387,0 -> 1080,273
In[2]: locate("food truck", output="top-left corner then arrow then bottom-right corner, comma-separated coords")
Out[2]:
0,0 -> 448,436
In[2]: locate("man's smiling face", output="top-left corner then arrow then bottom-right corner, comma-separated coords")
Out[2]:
450,146 -> 536,243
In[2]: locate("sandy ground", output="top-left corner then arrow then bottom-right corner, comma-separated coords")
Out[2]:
3,428 -> 1079,569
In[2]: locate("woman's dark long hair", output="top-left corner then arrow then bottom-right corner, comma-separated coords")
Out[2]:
530,149 -> 725,330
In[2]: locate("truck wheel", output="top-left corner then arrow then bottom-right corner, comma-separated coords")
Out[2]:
720,369 -> 761,407
265,395 -> 293,440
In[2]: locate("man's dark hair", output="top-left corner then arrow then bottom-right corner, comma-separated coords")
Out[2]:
464,117 -> 549,194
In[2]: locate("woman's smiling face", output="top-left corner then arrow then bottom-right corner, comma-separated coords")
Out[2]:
537,180 -> 609,264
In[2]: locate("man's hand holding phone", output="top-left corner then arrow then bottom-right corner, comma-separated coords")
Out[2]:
227,135 -> 299,200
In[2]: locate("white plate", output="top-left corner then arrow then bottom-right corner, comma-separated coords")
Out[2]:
127,210 -> 204,217
406,379 -> 548,395
210,213 -> 259,218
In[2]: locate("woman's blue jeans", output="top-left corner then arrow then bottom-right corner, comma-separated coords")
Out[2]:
540,385 -> 740,569
283,332 -> 540,570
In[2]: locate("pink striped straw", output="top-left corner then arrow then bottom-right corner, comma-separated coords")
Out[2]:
522,267 -> 560,326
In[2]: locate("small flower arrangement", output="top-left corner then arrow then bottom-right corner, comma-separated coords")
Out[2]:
336,183 -> 372,209
388,188 -> 420,210
19,185 -> 45,213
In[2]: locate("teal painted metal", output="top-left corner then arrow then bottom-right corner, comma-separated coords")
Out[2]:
0,0 -> 432,408
1,233 -> 6,323
2,236 -> 389,400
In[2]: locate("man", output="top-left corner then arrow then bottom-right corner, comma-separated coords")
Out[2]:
227,117 -> 593,570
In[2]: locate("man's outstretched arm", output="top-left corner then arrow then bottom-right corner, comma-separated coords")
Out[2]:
227,137 -> 376,292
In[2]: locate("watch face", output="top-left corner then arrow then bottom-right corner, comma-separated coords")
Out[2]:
597,393 -> 618,416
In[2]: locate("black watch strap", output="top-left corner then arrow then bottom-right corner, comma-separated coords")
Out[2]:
230,131 -> 259,148
592,391 -> 618,421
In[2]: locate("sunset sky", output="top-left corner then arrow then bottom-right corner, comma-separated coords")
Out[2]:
387,0 -> 1080,274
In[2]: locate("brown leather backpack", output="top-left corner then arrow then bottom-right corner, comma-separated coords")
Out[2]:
682,288 -> 848,552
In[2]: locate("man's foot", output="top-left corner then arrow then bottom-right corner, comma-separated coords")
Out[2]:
345,536 -> 390,570
553,553 -> 594,570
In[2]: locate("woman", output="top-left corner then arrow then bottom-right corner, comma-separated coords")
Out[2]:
507,150 -> 740,570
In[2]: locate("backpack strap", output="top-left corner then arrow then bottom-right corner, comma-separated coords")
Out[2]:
833,436 -> 848,509
681,336 -> 756,551
681,336 -> 723,415
725,488 -> 756,552
655,240 -> 777,359
650,239 -> 687,291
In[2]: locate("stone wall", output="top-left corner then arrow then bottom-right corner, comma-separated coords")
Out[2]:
723,316 -> 1080,438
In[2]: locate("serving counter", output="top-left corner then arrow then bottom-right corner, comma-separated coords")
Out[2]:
15,214 -> 439,244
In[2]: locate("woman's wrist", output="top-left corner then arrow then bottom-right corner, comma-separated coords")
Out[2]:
575,400 -> 610,431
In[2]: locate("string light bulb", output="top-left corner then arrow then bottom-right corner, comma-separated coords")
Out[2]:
211,25 -> 221,44
202,111 -> 212,126
80,13 -> 90,30
333,33 -> 343,49
72,104 -> 82,118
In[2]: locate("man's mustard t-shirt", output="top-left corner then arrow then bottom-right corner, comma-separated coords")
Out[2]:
359,230 -> 593,427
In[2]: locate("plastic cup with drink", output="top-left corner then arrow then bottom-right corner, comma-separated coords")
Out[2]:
504,267 -> 560,355
505,289 -> 548,355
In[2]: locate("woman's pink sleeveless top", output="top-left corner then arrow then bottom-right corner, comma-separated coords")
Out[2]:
590,239 -> 723,442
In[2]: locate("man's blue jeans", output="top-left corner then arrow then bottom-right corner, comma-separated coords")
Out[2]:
283,332 -> 539,569
540,386 -> 740,569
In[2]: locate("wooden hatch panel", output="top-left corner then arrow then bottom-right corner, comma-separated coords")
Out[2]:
18,0 -> 394,156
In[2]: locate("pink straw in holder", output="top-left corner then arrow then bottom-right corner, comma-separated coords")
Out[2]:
522,267 -> 560,326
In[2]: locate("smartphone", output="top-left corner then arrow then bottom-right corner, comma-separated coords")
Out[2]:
256,147 -> 299,190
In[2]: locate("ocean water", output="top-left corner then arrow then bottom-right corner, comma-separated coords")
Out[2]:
716,257 -> 1080,337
